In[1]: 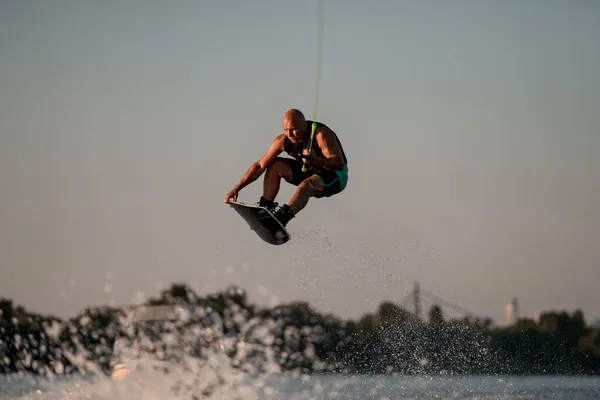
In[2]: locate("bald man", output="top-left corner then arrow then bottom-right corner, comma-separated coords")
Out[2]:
224,109 -> 348,227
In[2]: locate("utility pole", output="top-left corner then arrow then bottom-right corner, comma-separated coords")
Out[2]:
414,281 -> 421,320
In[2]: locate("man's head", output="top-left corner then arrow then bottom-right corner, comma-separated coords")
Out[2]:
283,109 -> 307,143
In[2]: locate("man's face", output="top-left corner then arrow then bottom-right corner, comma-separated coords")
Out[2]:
283,118 -> 305,143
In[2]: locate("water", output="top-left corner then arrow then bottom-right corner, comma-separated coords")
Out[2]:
2,288 -> 600,399
1,373 -> 599,399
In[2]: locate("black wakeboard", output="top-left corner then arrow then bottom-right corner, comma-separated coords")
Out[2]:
229,200 -> 290,245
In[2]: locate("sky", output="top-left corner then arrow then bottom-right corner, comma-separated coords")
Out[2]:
1,0 -> 599,326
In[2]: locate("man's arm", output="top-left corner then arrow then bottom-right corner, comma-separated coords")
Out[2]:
307,127 -> 345,170
224,134 -> 285,202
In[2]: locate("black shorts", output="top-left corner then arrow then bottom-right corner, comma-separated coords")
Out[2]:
280,157 -> 348,198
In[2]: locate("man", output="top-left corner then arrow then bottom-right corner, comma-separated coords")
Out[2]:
224,108 -> 348,227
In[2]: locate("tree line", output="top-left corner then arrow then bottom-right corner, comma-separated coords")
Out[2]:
1,283 -> 599,376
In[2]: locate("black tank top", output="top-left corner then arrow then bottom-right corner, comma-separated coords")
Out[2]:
283,120 -> 348,166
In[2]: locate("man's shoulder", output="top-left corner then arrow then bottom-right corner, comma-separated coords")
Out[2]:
273,132 -> 286,144
309,120 -> 333,134
271,133 -> 287,150
315,124 -> 335,140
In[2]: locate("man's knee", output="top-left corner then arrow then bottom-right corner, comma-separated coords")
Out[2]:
267,157 -> 293,181
299,175 -> 324,197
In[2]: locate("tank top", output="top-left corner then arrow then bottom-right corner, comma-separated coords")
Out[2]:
283,120 -> 348,166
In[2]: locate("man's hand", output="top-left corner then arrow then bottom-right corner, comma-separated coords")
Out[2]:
302,148 -> 318,166
224,187 -> 239,203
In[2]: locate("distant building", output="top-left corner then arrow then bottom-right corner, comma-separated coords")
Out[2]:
505,297 -> 519,325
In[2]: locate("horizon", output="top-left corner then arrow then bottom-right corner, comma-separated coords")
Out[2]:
2,279 -> 597,329
1,1 -> 599,327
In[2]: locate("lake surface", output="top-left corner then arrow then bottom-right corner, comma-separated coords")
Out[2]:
2,373 -> 599,399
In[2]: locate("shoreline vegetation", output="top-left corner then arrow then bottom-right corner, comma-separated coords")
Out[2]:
1,284 -> 599,377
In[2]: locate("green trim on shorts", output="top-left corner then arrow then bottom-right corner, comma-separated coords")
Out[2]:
314,165 -> 348,192
335,165 -> 348,190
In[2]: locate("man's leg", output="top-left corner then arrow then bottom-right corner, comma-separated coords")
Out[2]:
288,175 -> 325,214
270,175 -> 323,227
262,158 -> 293,201
272,166 -> 347,227
293,166 -> 347,212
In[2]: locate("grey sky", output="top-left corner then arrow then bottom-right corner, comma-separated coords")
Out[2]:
1,0 -> 599,325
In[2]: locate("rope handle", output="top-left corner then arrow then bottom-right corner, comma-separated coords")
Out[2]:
301,122 -> 319,172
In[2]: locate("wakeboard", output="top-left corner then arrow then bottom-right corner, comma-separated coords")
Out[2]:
228,200 -> 290,245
